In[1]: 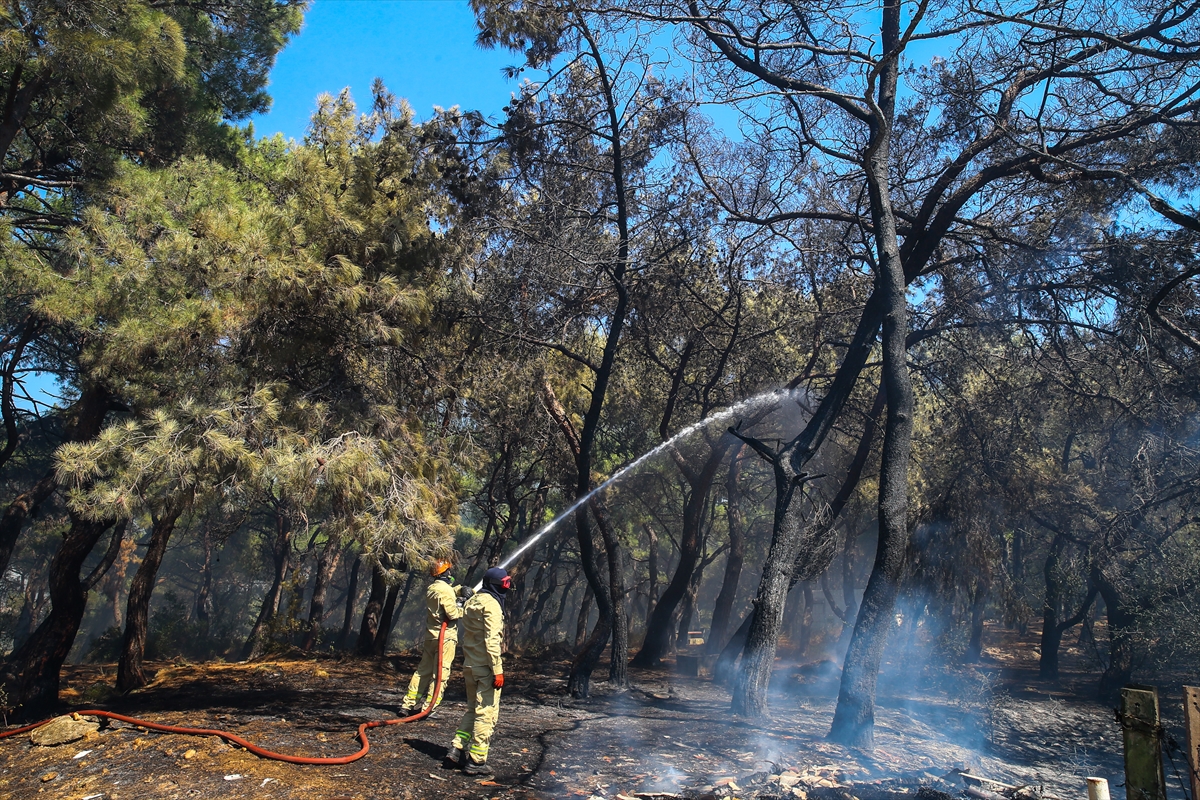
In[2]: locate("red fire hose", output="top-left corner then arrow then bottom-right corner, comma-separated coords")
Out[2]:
0,621 -> 449,766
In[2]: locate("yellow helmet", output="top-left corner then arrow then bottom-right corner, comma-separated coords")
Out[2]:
429,558 -> 453,577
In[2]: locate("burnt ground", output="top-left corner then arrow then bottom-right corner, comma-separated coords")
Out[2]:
0,624 -> 1154,800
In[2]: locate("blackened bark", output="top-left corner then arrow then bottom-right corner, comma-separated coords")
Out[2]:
840,539 -> 860,640
828,0 -> 912,749
336,555 -> 363,651
356,564 -> 387,656
636,440 -> 732,666
733,385 -> 885,715
1094,566 -> 1136,699
1040,534 -> 1068,677
708,446 -> 746,655
243,514 -> 293,660
0,514 -> 113,717
799,584 -> 814,656
82,519 -> 128,591
675,556 -> 705,650
302,536 -> 344,651
575,583 -> 594,650
537,570 -> 575,641
118,503 -> 184,691
385,570 -> 417,646
195,527 -> 215,624
714,610 -> 754,686
569,613 -> 611,700
591,501 -> 628,686
373,580 -> 403,657
966,584 -> 987,663
731,465 -> 800,715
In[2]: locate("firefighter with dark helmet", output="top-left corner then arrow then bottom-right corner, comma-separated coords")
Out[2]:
448,566 -> 510,776
399,555 -> 469,716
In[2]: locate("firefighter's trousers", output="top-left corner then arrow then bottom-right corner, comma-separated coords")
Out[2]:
402,635 -> 457,711
451,665 -> 501,764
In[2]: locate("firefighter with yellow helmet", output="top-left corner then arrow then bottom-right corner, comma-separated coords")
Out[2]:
399,556 -> 470,716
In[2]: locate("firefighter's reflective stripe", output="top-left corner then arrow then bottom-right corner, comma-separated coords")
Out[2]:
452,665 -> 501,764
459,593 -> 503,674
402,634 -> 456,710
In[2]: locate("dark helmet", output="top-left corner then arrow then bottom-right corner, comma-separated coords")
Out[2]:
483,567 -> 512,593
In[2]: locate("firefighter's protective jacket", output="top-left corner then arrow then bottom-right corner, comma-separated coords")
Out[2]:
460,592 -> 504,674
423,579 -> 463,641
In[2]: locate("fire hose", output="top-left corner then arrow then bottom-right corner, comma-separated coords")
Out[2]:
0,621 -> 449,765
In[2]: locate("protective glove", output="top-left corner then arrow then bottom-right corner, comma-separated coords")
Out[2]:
492,673 -> 504,689
457,586 -> 475,599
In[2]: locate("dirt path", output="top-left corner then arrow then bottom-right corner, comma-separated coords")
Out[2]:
0,644 -> 1129,800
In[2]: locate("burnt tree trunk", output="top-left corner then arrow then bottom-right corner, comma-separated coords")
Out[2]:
715,610 -> 754,686
242,512 -> 293,660
675,556 -> 706,650
0,514 -> 114,717
302,536 -> 344,651
356,564 -> 388,656
336,554 -> 363,651
373,579 -> 404,657
575,582 -> 594,650
708,445 -> 746,655
118,501 -> 185,692
1095,566 -> 1137,699
1039,533 -> 1096,679
733,385 -> 885,714
644,523 -> 659,636
195,528 -> 215,625
799,583 -> 814,657
384,570 -> 418,647
828,0 -> 912,749
635,440 -> 731,666
966,582 -> 987,663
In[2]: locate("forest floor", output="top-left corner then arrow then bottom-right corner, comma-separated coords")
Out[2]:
0,623 -> 1162,800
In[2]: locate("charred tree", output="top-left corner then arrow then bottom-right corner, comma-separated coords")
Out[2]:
1094,565 -> 1137,699
243,511 -> 294,660
355,563 -> 388,656
708,446 -> 746,655
118,500 -> 186,691
373,578 -> 404,657
730,383 -> 884,713
1039,533 -> 1097,679
195,528 -> 215,625
635,438 -> 732,666
0,514 -> 115,717
302,536 -> 344,651
336,554 -> 363,651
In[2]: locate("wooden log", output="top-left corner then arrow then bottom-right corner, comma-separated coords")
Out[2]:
1184,686 -> 1200,800
1119,685 -> 1166,800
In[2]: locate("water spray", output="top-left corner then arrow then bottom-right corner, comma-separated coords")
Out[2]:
475,388 -> 794,590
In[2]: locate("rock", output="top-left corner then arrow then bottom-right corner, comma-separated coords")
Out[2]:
183,749 -> 197,759
30,715 -> 100,746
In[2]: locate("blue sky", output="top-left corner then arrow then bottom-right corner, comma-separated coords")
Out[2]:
249,0 -> 520,140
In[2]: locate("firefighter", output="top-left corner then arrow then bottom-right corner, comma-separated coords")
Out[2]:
448,566 -> 510,776
399,557 -> 470,716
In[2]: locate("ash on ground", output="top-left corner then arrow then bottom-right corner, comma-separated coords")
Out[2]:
0,638 -> 1124,800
